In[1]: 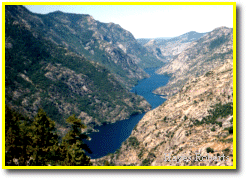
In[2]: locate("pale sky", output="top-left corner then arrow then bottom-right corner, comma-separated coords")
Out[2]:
24,5 -> 233,39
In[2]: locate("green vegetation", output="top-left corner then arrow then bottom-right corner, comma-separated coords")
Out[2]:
230,117 -> 233,124
204,71 -> 213,77
153,141 -> 165,151
6,5 -> 159,89
128,137 -> 140,149
138,148 -> 144,159
194,102 -> 233,126
206,147 -> 214,153
211,126 -> 216,132
209,35 -> 229,50
223,148 -> 230,156
225,126 -> 233,134
141,152 -> 155,166
133,124 -> 138,131
141,159 -> 151,166
5,106 -> 91,166
185,130 -> 192,136
156,131 -> 161,137
5,10 -> 148,127
219,138 -> 233,143
103,160 -> 110,166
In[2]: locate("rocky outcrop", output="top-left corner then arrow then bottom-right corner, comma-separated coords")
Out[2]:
93,59 -> 233,166
154,27 -> 233,96
138,31 -> 206,62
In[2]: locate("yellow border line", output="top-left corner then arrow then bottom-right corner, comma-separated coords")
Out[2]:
2,165 -> 237,169
2,2 -> 236,170
2,2 -> 236,5
2,2 -> 6,169
232,1 -> 237,169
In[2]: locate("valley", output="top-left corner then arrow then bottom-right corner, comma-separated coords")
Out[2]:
83,68 -> 169,159
93,59 -> 233,166
4,5 -> 234,167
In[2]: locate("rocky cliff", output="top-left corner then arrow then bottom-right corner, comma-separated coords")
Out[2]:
138,31 -> 206,62
154,27 -> 233,96
93,59 -> 233,166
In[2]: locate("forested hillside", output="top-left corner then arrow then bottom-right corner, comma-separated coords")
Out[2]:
5,5 -> 150,134
6,5 -> 164,88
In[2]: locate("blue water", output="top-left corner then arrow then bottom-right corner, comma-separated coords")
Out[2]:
83,68 -> 169,159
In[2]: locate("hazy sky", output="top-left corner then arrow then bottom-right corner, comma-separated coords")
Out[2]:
24,5 -> 233,39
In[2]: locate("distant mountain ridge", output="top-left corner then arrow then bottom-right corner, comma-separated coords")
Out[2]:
154,26 -> 233,96
137,37 -> 172,45
137,31 -> 206,62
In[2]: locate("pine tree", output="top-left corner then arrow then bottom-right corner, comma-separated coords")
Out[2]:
5,107 -> 92,166
5,106 -> 22,165
29,109 -> 58,166
5,106 -> 33,165
18,117 -> 33,166
60,115 -> 92,166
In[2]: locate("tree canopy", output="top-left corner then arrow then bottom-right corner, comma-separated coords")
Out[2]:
5,106 -> 92,166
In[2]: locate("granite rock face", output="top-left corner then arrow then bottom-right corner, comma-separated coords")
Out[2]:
154,27 -> 233,97
138,31 -> 206,62
93,59 -> 233,166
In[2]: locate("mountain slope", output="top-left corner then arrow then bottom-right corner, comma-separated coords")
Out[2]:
5,6 -> 150,134
154,27 -> 233,96
137,31 -> 206,62
93,59 -> 233,166
6,5 -> 164,88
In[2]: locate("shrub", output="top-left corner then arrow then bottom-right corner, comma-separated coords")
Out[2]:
138,149 -> 144,159
223,148 -> 230,156
206,147 -> 214,153
225,126 -> 233,134
128,137 -> 139,149
205,71 -> 213,77
230,117 -> 233,124
196,102 -> 233,127
103,160 -> 110,166
141,159 -> 151,166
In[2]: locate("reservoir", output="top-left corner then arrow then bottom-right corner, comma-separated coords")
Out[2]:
83,68 -> 169,159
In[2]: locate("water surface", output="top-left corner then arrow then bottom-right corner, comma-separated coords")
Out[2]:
84,68 -> 169,159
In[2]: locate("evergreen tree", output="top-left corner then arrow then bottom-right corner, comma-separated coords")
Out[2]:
5,106 -> 33,165
29,109 -> 58,166
60,115 -> 92,166
5,106 -> 22,165
5,107 -> 92,166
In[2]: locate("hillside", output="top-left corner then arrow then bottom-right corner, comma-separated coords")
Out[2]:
5,5 -> 151,134
154,27 -> 233,96
137,31 -> 206,62
6,5 -> 164,88
93,59 -> 233,166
